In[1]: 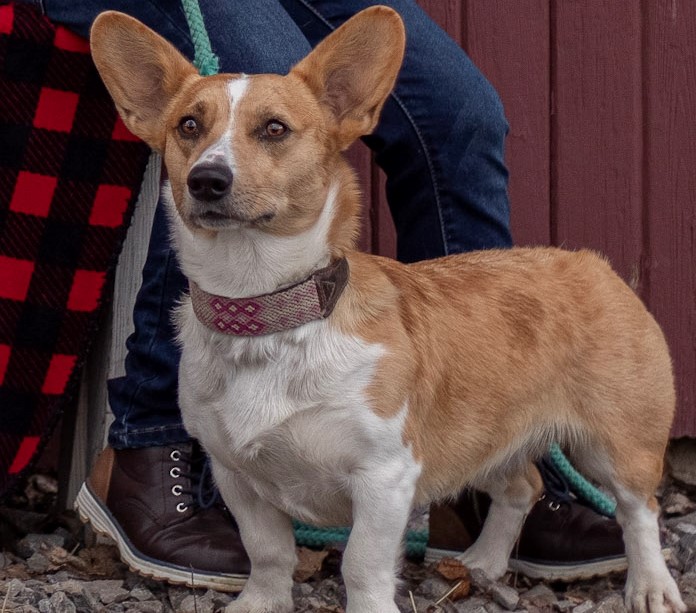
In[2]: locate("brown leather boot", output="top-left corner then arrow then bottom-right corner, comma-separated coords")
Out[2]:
75,444 -> 249,592
427,490 -> 628,582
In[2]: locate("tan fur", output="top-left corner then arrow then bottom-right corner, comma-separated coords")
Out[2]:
91,7 -> 684,612
333,248 -> 675,503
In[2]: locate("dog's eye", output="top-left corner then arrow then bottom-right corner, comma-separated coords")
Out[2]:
179,117 -> 199,137
265,120 -> 288,138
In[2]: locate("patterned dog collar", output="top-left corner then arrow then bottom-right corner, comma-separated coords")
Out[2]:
189,258 -> 349,336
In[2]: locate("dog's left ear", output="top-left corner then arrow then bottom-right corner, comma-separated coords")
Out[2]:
291,6 -> 406,150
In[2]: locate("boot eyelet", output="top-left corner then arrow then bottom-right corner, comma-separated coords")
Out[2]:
548,501 -> 561,511
170,467 -> 181,478
170,450 -> 181,461
171,485 -> 183,496
176,502 -> 188,513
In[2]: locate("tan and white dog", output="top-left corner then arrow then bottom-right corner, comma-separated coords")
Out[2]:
90,7 -> 685,613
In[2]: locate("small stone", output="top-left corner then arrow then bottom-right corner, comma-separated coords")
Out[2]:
415,576 -> 454,600
130,586 -> 155,601
666,510 -> 696,529
674,522 -> 696,535
46,572 -> 72,584
125,601 -> 165,613
521,584 -> 558,609
26,553 -> 51,573
3,578 -> 36,605
555,600 -> 576,612
209,590 -> 234,610
37,592 -> 77,613
490,584 -> 520,611
167,586 -> 191,610
469,569 -> 494,592
179,592 -> 215,613
675,532 -> 696,572
572,602 -> 595,613
485,603 -> 506,613
592,594 -> 627,613
99,585 -> 130,605
78,584 -> 102,611
663,491 -> 696,516
293,583 -> 314,598
452,596 -> 489,613
17,534 -> 66,559
667,439 -> 696,487
44,580 -> 84,596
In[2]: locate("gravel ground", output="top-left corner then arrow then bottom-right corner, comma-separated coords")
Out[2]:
2,473 -> 696,612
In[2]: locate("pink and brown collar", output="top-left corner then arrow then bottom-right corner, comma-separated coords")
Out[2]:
189,258 -> 349,336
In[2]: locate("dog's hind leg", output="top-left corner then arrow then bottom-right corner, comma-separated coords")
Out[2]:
574,442 -> 685,613
457,463 -> 542,579
212,465 -> 295,613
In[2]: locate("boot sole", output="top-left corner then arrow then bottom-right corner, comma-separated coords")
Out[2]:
424,546 -> 630,582
75,482 -> 247,592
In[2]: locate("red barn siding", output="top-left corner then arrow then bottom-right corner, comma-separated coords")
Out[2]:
358,1 -> 696,437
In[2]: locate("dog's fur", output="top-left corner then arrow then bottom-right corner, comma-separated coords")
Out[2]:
90,7 -> 685,612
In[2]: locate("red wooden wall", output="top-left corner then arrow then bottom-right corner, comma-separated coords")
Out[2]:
354,1 -> 696,437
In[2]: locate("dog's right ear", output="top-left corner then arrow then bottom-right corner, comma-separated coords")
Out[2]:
90,11 -> 198,151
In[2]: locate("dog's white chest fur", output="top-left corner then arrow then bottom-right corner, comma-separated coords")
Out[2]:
176,301 -> 418,525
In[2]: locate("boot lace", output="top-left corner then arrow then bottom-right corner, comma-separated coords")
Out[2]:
168,443 -> 221,513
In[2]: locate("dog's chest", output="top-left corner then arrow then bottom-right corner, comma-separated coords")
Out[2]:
176,306 -> 409,523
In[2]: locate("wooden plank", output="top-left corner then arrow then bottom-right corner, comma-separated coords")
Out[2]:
644,0 -> 696,437
552,1 -> 643,286
68,154 -> 161,502
371,168 -> 396,258
345,143 -> 374,253
464,0 -> 551,247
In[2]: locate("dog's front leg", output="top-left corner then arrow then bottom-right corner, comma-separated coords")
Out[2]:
213,466 -> 295,613
343,464 -> 418,613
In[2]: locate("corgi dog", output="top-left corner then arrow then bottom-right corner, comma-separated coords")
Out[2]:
90,7 -> 684,613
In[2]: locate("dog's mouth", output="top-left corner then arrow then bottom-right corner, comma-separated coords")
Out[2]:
191,209 -> 276,230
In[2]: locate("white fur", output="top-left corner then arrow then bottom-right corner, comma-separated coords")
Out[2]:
614,486 -> 684,613
193,76 -> 249,171
164,180 -> 338,298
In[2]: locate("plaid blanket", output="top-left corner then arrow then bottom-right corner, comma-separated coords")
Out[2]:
0,2 -> 150,499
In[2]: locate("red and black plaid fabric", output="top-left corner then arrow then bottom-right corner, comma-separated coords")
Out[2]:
0,2 -> 150,498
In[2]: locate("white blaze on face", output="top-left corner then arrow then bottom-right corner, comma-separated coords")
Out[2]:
193,76 -> 250,172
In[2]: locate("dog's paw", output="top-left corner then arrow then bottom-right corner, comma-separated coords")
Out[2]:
224,595 -> 293,613
456,547 -> 508,581
625,573 -> 686,613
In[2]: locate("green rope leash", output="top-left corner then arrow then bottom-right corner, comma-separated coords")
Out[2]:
181,0 -> 219,76
549,443 -> 617,517
294,521 -> 429,559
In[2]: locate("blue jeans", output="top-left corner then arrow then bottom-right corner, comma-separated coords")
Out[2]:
40,0 -> 512,448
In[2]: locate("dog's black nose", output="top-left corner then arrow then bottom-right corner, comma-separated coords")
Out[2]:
187,164 -> 233,201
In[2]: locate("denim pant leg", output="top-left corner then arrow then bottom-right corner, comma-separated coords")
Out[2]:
282,0 -> 512,261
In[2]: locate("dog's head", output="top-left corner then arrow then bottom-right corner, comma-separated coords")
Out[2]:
90,7 -> 405,242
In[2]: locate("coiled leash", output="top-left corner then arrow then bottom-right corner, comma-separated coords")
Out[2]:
180,0 -> 616,558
